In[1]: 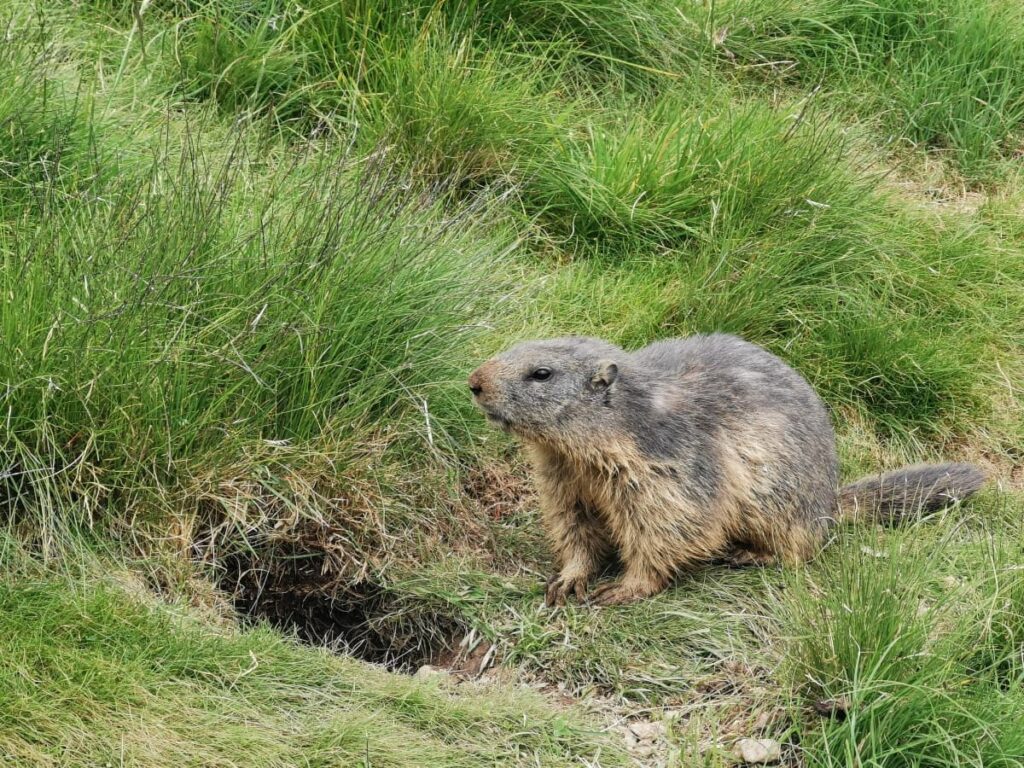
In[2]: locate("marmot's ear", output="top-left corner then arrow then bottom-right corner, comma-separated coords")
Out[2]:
590,359 -> 618,391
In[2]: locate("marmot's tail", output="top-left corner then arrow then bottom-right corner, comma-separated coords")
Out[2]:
838,463 -> 986,523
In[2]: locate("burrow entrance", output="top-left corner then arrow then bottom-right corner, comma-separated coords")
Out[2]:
210,461 -> 527,675
219,545 -> 469,673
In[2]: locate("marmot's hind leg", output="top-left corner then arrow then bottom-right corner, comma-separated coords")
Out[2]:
725,548 -> 778,568
740,518 -> 824,567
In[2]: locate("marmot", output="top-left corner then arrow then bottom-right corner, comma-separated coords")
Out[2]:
468,334 -> 985,606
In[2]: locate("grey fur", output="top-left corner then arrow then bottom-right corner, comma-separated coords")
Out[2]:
837,462 -> 987,523
468,333 -> 986,605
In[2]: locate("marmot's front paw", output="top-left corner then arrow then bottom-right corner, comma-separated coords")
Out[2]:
588,578 -> 658,606
544,571 -> 589,607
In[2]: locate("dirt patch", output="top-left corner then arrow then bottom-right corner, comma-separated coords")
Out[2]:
432,628 -> 501,679
195,453 -> 540,673
883,153 -> 988,215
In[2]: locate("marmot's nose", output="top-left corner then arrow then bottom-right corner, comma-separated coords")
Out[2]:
468,368 -> 485,397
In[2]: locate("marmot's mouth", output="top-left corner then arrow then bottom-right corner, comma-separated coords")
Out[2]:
481,407 -> 513,431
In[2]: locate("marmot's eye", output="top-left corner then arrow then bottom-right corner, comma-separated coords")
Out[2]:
530,368 -> 552,381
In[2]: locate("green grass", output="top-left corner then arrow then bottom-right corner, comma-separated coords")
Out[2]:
0,535 -> 623,767
1,10 -> 515,555
1,0 -> 1023,765
781,499 -> 1024,766
715,0 -> 1024,179
107,0 -> 1024,181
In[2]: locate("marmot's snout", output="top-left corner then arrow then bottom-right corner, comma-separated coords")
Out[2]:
468,360 -> 515,429
467,362 -> 491,399
468,360 -> 500,411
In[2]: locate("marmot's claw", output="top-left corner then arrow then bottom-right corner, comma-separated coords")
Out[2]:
574,579 -> 587,603
588,580 -> 643,606
544,573 -> 589,607
544,574 -> 562,607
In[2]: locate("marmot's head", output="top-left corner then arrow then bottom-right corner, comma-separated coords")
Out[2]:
468,337 -> 624,442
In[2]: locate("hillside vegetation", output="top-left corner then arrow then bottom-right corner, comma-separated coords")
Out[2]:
1,1 -> 1022,765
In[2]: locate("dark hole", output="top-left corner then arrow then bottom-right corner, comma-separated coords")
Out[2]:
219,546 -> 463,672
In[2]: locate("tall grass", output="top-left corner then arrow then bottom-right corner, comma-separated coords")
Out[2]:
782,518 -> 1024,767
522,92 -> 851,249
716,0 -> 1024,178
0,25 -> 515,546
137,0 -> 1024,179
166,0 -> 704,125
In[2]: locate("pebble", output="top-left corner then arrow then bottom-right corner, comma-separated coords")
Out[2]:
733,738 -> 781,764
413,664 -> 449,681
623,719 -> 667,762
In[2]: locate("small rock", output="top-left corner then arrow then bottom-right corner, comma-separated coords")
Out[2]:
623,719 -> 667,760
626,721 -> 666,742
413,664 -> 449,681
632,743 -> 656,759
733,738 -> 781,764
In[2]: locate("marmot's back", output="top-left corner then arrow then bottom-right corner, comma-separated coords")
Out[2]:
630,333 -> 839,541
632,334 -> 828,426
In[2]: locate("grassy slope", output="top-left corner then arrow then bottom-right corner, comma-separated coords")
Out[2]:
1,0 -> 1022,765
0,536 -> 622,767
